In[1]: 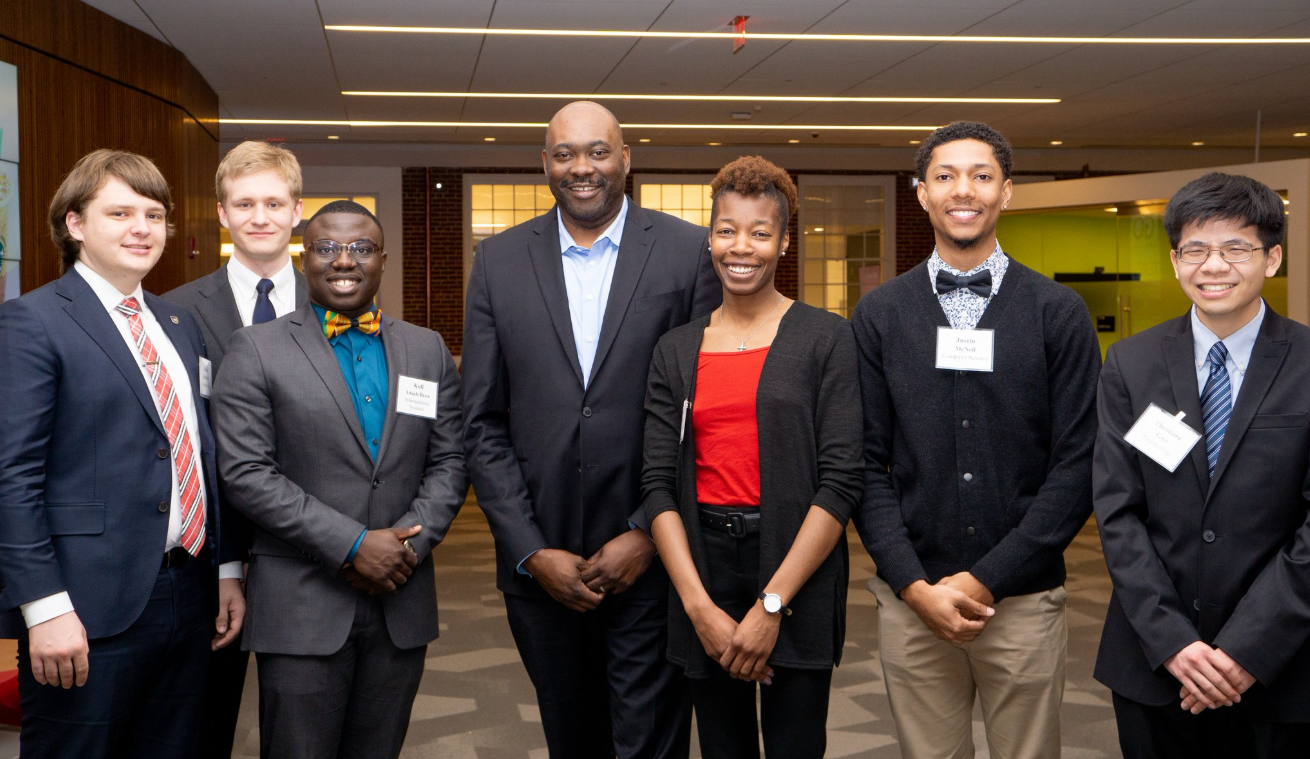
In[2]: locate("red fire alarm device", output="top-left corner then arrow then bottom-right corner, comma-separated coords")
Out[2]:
732,15 -> 749,54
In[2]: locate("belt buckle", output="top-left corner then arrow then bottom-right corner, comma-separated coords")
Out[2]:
727,512 -> 747,538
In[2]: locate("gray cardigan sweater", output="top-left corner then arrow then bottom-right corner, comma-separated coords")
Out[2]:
641,302 -> 864,676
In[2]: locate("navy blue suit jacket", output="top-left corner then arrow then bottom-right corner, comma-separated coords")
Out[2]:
0,268 -> 230,640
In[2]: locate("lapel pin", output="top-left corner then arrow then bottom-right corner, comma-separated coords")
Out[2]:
170,315 -> 179,324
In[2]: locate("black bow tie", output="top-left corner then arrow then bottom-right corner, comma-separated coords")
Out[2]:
935,269 -> 993,298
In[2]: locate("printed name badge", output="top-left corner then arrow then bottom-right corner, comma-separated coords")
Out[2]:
1123,404 -> 1202,473
198,357 -> 213,398
396,375 -> 438,419
935,327 -> 995,372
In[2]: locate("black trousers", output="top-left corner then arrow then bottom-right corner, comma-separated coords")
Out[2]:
255,595 -> 426,759
18,556 -> 212,759
692,514 -> 832,759
505,585 -> 690,759
1113,692 -> 1310,759
198,630 -> 248,759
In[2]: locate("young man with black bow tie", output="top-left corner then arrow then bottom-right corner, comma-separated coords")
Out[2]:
852,121 -> 1101,759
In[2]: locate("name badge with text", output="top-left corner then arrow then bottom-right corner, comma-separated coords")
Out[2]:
198,357 -> 213,398
1123,404 -> 1202,473
935,327 -> 995,372
396,375 -> 438,419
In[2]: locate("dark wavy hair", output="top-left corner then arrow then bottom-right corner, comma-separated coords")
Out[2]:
1164,172 -> 1286,251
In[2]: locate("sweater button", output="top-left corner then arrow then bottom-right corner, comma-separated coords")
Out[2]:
962,472 -> 973,482
1202,530 -> 1215,543
966,526 -> 976,536
961,419 -> 970,429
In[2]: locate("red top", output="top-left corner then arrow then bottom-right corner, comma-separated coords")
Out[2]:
693,347 -> 769,506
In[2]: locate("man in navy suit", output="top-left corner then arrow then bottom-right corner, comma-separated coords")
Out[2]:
0,149 -> 243,758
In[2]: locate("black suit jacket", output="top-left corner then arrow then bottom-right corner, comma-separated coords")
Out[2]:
1094,306 -> 1310,721
163,261 -> 308,371
462,200 -> 720,597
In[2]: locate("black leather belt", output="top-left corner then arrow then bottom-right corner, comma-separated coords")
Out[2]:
698,507 -> 761,538
161,547 -> 191,568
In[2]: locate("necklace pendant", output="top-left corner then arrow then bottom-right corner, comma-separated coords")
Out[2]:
736,341 -> 748,351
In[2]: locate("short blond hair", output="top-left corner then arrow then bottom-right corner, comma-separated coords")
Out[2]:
49,149 -> 174,271
216,140 -> 302,204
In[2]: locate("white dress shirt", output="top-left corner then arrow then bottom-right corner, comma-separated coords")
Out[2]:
21,263 -> 234,629
558,197 -> 626,387
226,254 -> 297,326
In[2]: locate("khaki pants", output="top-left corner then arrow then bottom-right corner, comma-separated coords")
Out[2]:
871,577 -> 1067,759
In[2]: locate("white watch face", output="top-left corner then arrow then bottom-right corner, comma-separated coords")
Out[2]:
763,594 -> 782,613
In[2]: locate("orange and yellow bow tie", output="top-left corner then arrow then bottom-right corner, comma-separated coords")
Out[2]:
323,308 -> 382,338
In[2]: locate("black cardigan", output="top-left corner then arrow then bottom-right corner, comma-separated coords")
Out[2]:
851,258 -> 1101,601
641,302 -> 864,676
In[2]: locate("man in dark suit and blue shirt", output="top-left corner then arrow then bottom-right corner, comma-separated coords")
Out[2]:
0,149 -> 244,758
852,122 -> 1101,759
462,101 -> 720,758
164,138 -> 309,759
1094,173 -> 1310,758
212,201 -> 467,759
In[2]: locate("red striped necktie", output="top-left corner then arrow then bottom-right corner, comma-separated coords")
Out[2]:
115,297 -> 206,556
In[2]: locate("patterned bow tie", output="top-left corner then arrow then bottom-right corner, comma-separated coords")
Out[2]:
934,269 -> 993,298
323,307 -> 382,338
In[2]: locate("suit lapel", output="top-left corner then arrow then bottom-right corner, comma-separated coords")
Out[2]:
589,203 -> 654,388
292,267 -> 310,308
528,209 -> 585,387
289,305 -> 371,457
147,293 -> 203,406
372,316 -> 407,473
1207,308 -> 1289,498
196,266 -> 243,355
1163,317 -> 1209,496
57,272 -> 166,438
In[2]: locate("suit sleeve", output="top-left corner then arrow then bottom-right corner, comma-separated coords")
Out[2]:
640,339 -> 681,524
1093,343 -> 1201,670
389,332 -> 469,557
461,244 -> 550,566
1213,458 -> 1310,684
0,300 -> 67,608
969,301 -> 1101,599
689,228 -> 721,320
212,329 -> 365,576
851,298 -> 928,593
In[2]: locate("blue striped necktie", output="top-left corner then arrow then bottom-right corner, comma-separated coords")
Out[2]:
1200,341 -> 1232,478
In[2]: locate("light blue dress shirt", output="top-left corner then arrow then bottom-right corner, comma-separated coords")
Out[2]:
1191,300 -> 1265,403
559,197 -> 627,388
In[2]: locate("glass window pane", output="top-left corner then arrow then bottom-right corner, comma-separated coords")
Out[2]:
513,210 -> 534,226
683,185 -> 703,209
514,185 -> 535,209
826,284 -> 845,310
804,285 -> 823,307
702,185 -> 714,210
472,210 -> 493,227
804,260 -> 823,285
640,184 -> 660,208
472,184 -> 493,209
492,209 -> 513,229
352,197 -> 377,214
493,185 -> 513,208
826,260 -> 845,284
536,185 -> 555,208
661,185 -> 681,211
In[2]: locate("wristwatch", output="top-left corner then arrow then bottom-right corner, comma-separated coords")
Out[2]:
758,592 -> 792,616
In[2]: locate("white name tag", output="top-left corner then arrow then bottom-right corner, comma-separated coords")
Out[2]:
1123,404 -> 1202,473
198,357 -> 213,398
396,375 -> 438,419
935,327 -> 995,372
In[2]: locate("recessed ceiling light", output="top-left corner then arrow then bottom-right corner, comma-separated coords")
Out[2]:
326,25 -> 1310,46
909,140 -> 921,145
342,90 -> 1060,105
1049,140 -> 1063,146
1104,207 -> 1118,213
327,135 -> 339,140
788,139 -> 800,143
708,142 -> 722,146
1191,141 -> 1205,146
220,119 -> 939,132
814,227 -> 825,232
484,136 -> 496,141
1295,132 -> 1308,137
639,138 -> 651,142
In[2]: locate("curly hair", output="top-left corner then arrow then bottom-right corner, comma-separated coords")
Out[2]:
710,155 -> 799,228
915,121 -> 1013,181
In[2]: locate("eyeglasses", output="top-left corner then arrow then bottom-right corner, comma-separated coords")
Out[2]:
1173,244 -> 1264,264
308,239 -> 378,262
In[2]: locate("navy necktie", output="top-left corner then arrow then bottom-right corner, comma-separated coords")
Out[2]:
1200,341 -> 1232,478
935,268 -> 993,298
253,278 -> 276,325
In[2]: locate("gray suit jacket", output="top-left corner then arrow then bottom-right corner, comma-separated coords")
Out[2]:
212,303 -> 467,655
164,261 -> 309,371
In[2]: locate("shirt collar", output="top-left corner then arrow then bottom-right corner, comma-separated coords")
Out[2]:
927,242 -> 1009,294
1191,300 -> 1265,373
558,196 -> 628,255
74,260 -> 145,313
227,254 -> 295,302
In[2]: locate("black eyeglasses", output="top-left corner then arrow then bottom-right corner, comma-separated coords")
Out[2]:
308,240 -> 378,262
1173,244 -> 1264,264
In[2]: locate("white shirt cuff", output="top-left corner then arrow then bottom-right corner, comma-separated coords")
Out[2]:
20,592 -> 75,628
218,561 -> 244,581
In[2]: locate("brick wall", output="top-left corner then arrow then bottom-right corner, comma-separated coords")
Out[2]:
401,166 -> 1115,352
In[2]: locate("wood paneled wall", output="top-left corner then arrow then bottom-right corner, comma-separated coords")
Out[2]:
0,0 -> 219,295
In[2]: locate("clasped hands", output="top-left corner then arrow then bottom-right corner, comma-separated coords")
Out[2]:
902,572 -> 996,645
342,525 -> 422,595
689,597 -> 781,685
1166,641 -> 1256,714
527,529 -> 656,613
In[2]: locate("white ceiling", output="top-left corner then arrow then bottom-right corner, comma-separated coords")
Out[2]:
82,0 -> 1310,156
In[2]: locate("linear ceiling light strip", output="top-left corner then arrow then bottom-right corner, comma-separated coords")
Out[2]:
341,91 -> 1060,104
324,25 -> 1310,45
220,119 -> 939,131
